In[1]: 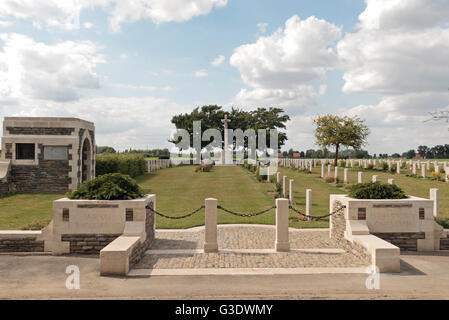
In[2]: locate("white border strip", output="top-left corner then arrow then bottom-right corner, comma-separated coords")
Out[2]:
128,267 -> 369,277
145,248 -> 345,255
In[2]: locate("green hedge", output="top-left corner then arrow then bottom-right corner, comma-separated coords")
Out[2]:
67,173 -> 144,200
96,154 -> 147,178
349,182 -> 407,199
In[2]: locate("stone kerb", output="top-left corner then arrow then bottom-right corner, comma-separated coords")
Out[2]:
51,194 -> 156,255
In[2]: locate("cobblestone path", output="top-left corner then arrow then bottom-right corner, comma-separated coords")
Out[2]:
134,226 -> 369,269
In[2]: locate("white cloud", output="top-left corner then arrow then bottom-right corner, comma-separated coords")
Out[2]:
0,21 -> 12,27
0,33 -> 105,102
108,0 -> 228,32
257,22 -> 268,33
0,96 -> 190,151
358,0 -> 449,31
83,21 -> 93,29
337,0 -> 449,153
119,53 -> 128,60
211,55 -> 225,67
110,83 -> 174,92
0,0 -> 227,32
194,69 -> 208,78
230,15 -> 341,114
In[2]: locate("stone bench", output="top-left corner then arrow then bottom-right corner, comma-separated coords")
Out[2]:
352,234 -> 400,273
100,235 -> 141,276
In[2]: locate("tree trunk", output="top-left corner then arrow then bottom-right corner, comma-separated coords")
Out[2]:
334,144 -> 339,166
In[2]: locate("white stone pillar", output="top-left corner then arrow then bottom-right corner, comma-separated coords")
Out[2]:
396,162 -> 401,175
327,164 -> 331,176
358,172 -> 363,184
344,168 -> 348,184
282,176 -> 287,198
321,164 -> 325,178
276,172 -> 281,184
334,166 -> 339,180
306,189 -> 312,221
372,175 -> 378,183
204,198 -> 218,253
388,178 -> 395,185
275,198 -> 290,252
289,179 -> 294,204
421,166 -> 426,178
267,167 -> 271,183
412,163 -> 417,175
430,189 -> 439,218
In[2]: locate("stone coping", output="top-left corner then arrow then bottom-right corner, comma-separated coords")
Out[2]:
333,194 -> 429,202
4,117 -> 94,125
54,195 -> 153,203
0,230 -> 42,238
101,236 -> 140,252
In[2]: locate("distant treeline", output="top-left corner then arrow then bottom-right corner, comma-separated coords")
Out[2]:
96,146 -> 170,159
281,144 -> 449,159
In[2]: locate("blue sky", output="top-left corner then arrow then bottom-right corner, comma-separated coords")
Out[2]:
0,0 -> 448,154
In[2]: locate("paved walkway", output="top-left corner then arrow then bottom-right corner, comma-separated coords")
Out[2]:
134,225 -> 370,270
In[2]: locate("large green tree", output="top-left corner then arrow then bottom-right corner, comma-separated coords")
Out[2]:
313,115 -> 370,164
170,105 -> 290,153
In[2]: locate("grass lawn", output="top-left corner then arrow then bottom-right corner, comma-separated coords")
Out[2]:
0,194 -> 63,230
136,165 -> 278,229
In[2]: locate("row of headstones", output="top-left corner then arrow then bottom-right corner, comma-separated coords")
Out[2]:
270,172 -> 312,220
147,159 -> 171,172
279,158 -> 449,182
273,171 -> 441,220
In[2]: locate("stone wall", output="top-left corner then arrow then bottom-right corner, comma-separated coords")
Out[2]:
129,203 -> 155,266
0,237 -> 44,252
330,200 -> 371,264
0,179 -> 10,198
10,144 -> 72,193
6,127 -> 75,135
372,233 -> 425,252
441,238 -> 449,250
61,234 -> 121,254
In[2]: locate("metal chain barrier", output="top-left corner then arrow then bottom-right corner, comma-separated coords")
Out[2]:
289,204 -> 346,221
217,205 -> 276,218
148,205 -> 204,220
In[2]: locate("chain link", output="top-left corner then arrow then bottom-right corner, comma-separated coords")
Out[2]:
148,205 -> 204,220
217,205 -> 276,218
289,205 -> 346,221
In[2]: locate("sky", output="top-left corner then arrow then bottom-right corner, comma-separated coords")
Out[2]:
0,0 -> 448,154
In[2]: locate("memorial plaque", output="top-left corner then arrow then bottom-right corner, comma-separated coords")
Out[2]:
44,146 -> 68,160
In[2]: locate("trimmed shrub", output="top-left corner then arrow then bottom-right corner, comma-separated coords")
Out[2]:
274,182 -> 282,198
349,182 -> 407,200
389,163 -> 397,174
67,173 -> 144,200
96,154 -> 147,178
324,176 -> 335,183
195,163 -> 213,172
436,217 -> 449,229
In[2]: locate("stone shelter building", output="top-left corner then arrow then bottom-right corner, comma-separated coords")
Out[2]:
0,117 -> 95,196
